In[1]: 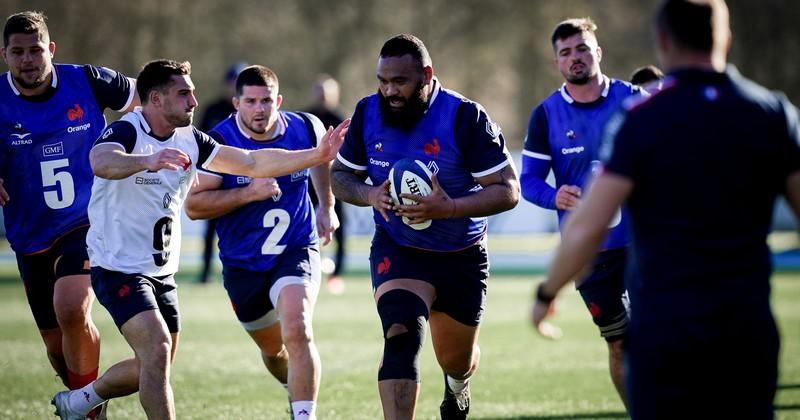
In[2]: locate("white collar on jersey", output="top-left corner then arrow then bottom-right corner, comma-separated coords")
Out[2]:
132,106 -> 175,140
426,78 -> 441,112
558,74 -> 610,104
7,64 -> 58,96
236,110 -> 286,140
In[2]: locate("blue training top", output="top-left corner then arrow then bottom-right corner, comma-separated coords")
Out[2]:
0,64 -> 133,254
337,81 -> 512,252
522,77 -> 643,250
205,111 -> 321,271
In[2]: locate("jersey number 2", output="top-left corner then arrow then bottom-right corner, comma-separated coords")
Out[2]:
262,209 -> 290,255
152,216 -> 173,266
40,159 -> 75,209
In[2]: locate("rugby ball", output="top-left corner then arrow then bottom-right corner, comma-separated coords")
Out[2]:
388,159 -> 433,230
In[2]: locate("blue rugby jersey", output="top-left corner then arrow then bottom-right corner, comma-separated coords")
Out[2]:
204,111 -> 323,271
521,77 -> 642,250
337,81 -> 512,252
0,64 -> 134,254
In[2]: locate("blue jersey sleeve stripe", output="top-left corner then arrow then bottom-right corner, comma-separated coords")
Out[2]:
112,77 -> 136,112
336,153 -> 367,170
522,150 -> 551,160
471,159 -> 510,178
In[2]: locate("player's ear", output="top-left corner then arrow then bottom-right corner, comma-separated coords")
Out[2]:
48,41 -> 56,57
275,94 -> 283,109
232,96 -> 240,110
149,89 -> 160,107
423,66 -> 433,84
596,45 -> 602,63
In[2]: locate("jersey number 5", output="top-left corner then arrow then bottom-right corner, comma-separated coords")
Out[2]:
40,159 -> 75,209
262,209 -> 290,255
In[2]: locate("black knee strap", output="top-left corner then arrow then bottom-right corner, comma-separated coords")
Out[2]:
376,289 -> 429,381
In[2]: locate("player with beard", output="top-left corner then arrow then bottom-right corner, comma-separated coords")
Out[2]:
185,65 -> 335,420
1,11 -> 138,418
521,18 -> 644,410
332,34 -> 519,419
51,59 -> 349,420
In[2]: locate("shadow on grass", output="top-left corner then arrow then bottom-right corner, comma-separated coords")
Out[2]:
776,404 -> 800,411
778,383 -> 800,390
475,412 -> 628,420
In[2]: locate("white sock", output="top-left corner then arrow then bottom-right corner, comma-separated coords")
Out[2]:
68,382 -> 105,415
447,375 -> 470,394
291,401 -> 316,420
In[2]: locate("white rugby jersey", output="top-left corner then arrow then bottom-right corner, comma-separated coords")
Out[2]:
87,108 -> 220,275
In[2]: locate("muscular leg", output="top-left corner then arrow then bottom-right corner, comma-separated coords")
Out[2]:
53,274 -> 100,388
247,321 -> 288,384
92,310 -> 177,420
608,339 -> 628,410
38,328 -> 68,385
374,279 -> 435,420
429,312 -> 480,381
276,284 -> 320,402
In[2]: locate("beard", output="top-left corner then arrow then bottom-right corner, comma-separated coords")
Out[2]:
565,64 -> 596,85
13,72 -> 46,90
378,80 -> 428,130
166,110 -> 193,128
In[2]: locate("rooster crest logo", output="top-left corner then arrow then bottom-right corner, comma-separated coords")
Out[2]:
424,138 -> 440,158
67,104 -> 85,122
377,256 -> 391,275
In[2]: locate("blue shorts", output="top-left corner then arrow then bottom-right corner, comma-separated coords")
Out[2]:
369,227 -> 488,327
90,266 -> 180,333
222,245 -> 320,331
16,226 -> 91,330
576,247 -> 628,342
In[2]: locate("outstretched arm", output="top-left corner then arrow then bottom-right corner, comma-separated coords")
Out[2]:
207,119 -> 350,178
531,172 -> 632,328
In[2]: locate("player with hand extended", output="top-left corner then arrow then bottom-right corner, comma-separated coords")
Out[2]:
51,59 -> 347,420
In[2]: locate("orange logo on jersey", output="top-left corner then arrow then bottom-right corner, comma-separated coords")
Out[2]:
377,256 -> 391,275
424,138 -> 440,158
67,104 -> 84,122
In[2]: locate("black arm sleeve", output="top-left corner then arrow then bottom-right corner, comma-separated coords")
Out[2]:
93,120 -> 137,153
83,65 -> 134,112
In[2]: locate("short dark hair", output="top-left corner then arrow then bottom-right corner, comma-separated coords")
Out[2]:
551,17 -> 597,48
656,0 -> 727,52
630,65 -> 665,86
235,65 -> 279,96
379,34 -> 432,70
136,59 -> 192,104
4,11 -> 49,47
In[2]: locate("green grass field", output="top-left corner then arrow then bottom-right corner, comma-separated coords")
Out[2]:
1,273 -> 799,419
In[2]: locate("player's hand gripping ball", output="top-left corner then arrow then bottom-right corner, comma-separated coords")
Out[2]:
388,158 -> 433,230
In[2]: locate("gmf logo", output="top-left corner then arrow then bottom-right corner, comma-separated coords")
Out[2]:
67,104 -> 84,122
